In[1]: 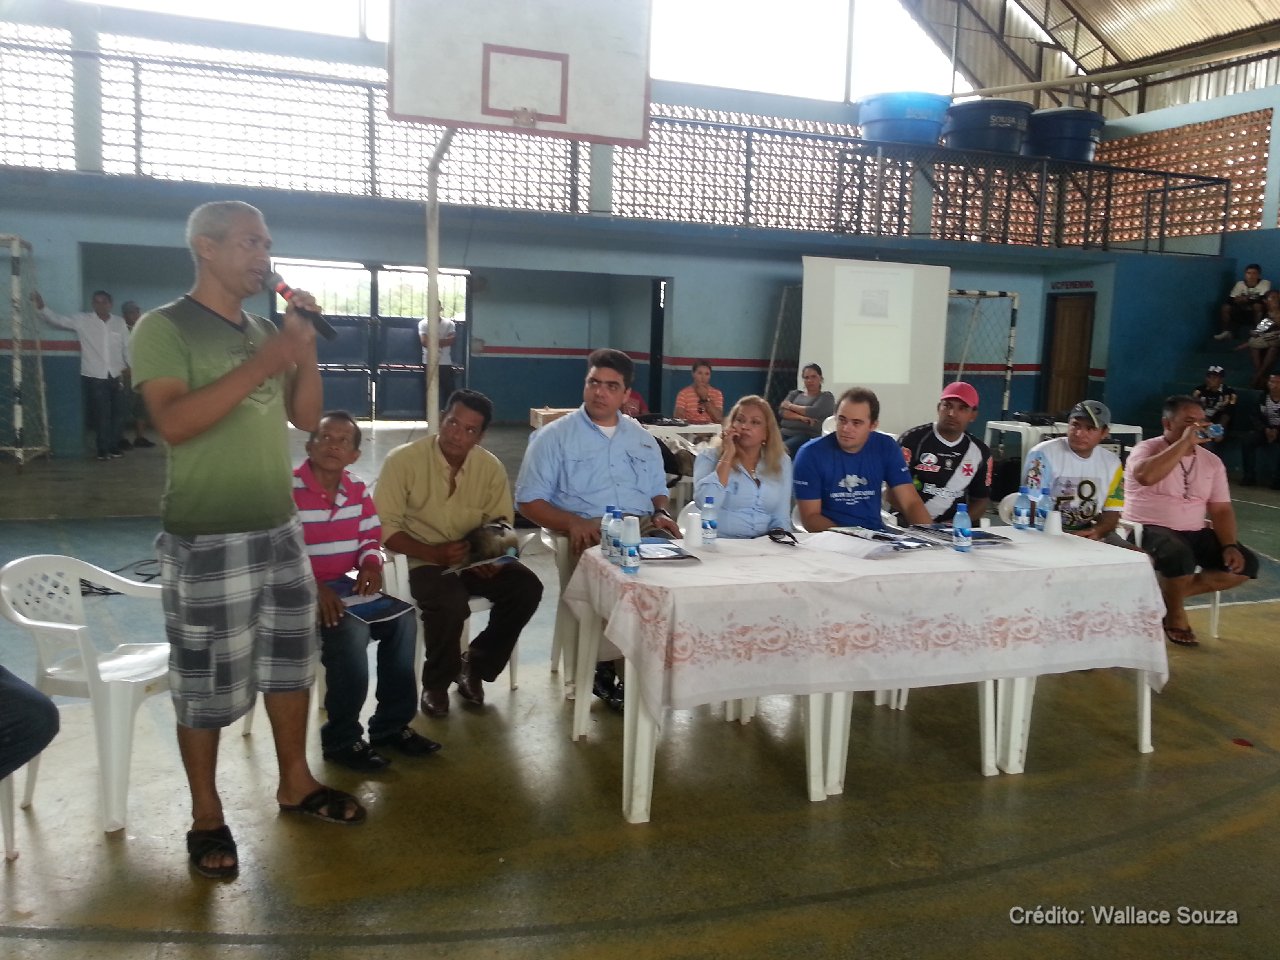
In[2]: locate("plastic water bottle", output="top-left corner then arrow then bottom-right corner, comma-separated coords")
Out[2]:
683,505 -> 702,548
1198,423 -> 1225,441
600,505 -> 616,558
609,509 -> 624,564
1012,486 -> 1032,530
620,516 -> 641,574
700,496 -> 718,548
1035,487 -> 1052,531
952,502 -> 972,552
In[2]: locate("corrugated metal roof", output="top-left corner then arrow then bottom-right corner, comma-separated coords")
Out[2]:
903,0 -> 1280,118
1063,0 -> 1280,63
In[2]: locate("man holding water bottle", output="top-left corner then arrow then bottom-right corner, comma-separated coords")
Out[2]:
1020,399 -> 1127,544
1123,395 -> 1260,647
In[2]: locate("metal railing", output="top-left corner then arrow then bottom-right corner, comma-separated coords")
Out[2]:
835,140 -> 1231,251
0,32 -> 1236,252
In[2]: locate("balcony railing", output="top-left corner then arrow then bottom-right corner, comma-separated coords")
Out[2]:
0,31 -> 1234,253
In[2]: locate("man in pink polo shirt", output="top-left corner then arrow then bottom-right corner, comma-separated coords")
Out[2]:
293,410 -> 441,771
1123,395 -> 1260,647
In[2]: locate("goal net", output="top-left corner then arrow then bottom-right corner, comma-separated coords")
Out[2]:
1,235 -> 51,466
945,289 -> 1019,418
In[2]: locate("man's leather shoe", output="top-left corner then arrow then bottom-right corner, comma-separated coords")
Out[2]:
421,687 -> 450,717
592,663 -> 624,712
456,654 -> 485,705
372,727 -> 442,757
323,739 -> 391,773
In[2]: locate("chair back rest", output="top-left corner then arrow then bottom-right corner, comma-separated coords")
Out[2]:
0,556 -> 93,680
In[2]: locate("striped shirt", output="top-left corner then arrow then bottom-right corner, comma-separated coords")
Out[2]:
291,460 -> 383,583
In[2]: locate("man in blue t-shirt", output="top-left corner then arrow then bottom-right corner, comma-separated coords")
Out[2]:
793,386 -> 931,531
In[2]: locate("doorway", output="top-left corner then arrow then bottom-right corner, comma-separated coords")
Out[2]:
1041,294 -> 1095,415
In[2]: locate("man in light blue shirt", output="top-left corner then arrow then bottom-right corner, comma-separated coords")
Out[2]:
516,348 -> 681,710
516,348 -> 681,552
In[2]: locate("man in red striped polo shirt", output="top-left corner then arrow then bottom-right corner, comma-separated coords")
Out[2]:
293,410 -> 441,772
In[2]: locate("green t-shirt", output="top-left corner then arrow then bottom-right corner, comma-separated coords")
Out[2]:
130,296 -> 296,536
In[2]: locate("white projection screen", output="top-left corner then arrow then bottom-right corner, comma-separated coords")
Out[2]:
799,257 -> 951,436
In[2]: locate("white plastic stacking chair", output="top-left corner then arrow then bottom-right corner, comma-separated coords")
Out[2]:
385,553 -> 515,692
0,555 -> 169,834
540,528 -> 578,695
2,775 -> 16,860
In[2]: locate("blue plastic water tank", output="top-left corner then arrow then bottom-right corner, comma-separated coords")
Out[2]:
857,92 -> 950,146
1023,108 -> 1106,162
941,99 -> 1033,154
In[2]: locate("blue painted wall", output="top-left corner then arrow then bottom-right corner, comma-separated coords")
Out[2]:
1106,254 -> 1227,433
0,170 -> 1258,451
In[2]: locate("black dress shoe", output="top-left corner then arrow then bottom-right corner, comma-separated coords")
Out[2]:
421,687 -> 450,717
132,436 -> 156,448
592,664 -> 625,712
373,727 -> 442,757
456,653 -> 485,705
323,739 -> 391,772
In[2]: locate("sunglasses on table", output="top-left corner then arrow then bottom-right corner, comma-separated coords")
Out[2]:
766,527 -> 798,546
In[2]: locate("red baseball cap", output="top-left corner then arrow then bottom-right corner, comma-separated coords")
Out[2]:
939,381 -> 979,409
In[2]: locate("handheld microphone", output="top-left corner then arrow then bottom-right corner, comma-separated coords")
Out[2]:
265,272 -> 338,341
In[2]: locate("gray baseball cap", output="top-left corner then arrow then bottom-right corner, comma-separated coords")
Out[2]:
1068,399 -> 1111,429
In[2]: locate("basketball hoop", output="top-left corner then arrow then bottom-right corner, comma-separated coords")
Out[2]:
512,106 -> 538,128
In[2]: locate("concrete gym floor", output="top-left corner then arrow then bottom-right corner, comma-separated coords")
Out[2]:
1,423 -> 1278,959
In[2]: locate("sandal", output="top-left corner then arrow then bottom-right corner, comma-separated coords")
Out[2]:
278,786 -> 366,825
1163,624 -> 1199,647
186,824 -> 238,880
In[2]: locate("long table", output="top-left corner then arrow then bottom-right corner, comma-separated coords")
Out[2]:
562,532 -> 1168,823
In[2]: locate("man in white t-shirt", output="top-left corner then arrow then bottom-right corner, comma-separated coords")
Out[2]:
1215,263 -> 1270,340
1022,399 -> 1125,543
418,305 -> 458,405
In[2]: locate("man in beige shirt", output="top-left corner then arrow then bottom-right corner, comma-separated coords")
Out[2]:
374,390 -> 543,718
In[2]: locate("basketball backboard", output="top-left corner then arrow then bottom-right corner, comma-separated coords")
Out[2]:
388,0 -> 652,146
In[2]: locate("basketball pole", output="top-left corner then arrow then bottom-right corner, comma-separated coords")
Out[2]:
424,127 -> 456,435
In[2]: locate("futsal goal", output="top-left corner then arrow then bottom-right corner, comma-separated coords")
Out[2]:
946,289 -> 1019,418
1,235 -> 51,467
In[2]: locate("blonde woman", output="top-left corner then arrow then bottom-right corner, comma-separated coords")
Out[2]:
692,395 -> 792,538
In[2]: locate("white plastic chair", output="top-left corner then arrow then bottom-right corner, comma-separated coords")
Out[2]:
1119,518 -> 1221,638
2,775 -> 17,860
0,555 -> 169,834
385,552 -> 516,692
539,528 -> 578,695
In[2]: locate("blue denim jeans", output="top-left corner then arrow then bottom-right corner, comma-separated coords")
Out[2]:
0,665 -> 60,780
317,610 -> 417,754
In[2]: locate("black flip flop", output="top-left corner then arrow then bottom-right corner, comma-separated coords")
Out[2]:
186,824 -> 238,880
278,786 -> 367,825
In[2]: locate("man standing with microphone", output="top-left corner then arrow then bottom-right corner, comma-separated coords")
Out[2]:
130,201 -> 364,882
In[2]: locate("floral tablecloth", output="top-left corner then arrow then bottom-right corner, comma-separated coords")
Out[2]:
564,531 -> 1168,722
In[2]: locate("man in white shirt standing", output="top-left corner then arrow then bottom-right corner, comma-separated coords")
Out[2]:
418,304 -> 458,408
32,288 -> 130,460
